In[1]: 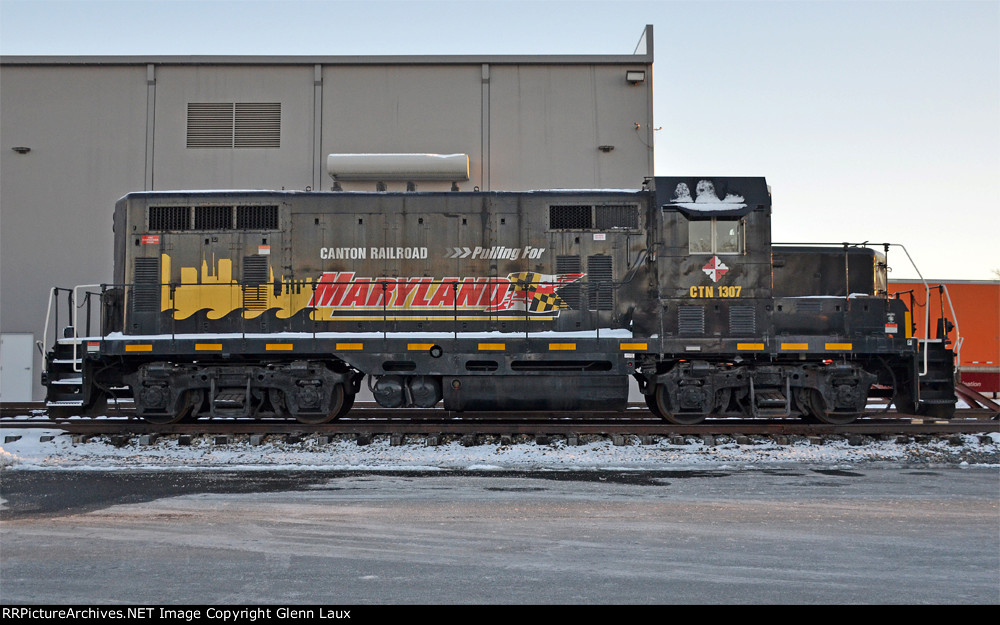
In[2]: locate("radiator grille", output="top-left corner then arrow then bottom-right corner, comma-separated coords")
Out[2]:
148,205 -> 278,231
549,204 -> 639,230
148,206 -> 190,231
195,206 -> 233,230
549,205 -> 593,230
236,205 -> 279,230
678,306 -> 706,335
595,204 -> 639,230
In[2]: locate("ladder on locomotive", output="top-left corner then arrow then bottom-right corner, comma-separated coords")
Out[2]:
40,285 -> 104,410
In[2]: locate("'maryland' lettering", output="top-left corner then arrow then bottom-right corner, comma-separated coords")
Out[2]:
307,271 -> 584,315
309,273 -> 507,309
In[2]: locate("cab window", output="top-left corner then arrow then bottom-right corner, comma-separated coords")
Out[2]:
688,218 -> 743,254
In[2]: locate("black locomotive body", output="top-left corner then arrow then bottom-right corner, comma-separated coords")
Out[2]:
42,176 -> 957,424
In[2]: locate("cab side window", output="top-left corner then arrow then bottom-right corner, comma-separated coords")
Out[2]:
715,220 -> 741,253
689,218 -> 743,254
689,220 -> 713,253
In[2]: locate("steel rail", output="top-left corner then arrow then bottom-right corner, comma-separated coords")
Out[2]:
2,413 -> 996,438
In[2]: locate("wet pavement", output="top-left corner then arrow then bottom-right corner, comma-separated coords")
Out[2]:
2,466 -> 998,604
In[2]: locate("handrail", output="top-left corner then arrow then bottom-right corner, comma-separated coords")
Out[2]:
71,284 -> 104,372
40,287 -> 59,359
936,283 -> 962,372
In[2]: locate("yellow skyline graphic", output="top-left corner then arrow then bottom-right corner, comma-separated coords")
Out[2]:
160,254 -> 314,320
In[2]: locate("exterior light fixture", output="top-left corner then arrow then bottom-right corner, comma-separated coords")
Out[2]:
11,147 -> 30,154
598,145 -> 615,153
625,70 -> 645,84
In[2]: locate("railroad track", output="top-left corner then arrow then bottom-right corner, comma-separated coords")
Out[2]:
1,402 -> 996,438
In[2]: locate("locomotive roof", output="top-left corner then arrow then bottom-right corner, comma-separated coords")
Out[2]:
118,188 -> 649,202
119,176 -> 771,206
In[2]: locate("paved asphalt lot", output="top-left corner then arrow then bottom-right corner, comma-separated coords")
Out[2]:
1,466 -> 998,604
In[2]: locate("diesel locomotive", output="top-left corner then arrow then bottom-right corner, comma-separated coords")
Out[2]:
40,176 -> 958,425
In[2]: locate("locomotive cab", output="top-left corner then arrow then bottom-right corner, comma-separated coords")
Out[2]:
650,177 -> 774,343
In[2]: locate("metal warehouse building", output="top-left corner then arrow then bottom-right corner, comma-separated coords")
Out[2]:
0,26 -> 655,400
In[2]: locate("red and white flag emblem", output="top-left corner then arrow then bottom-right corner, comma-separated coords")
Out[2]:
702,256 -> 729,283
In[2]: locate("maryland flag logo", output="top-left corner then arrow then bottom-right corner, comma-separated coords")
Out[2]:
488,272 -> 586,313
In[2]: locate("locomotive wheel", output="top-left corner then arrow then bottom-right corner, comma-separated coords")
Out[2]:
142,390 -> 199,425
142,412 -> 186,425
335,391 -> 356,419
805,389 -> 860,425
647,384 -> 707,425
643,391 -> 658,412
180,390 -> 204,422
795,388 -> 820,423
268,388 -> 287,417
292,383 -> 345,425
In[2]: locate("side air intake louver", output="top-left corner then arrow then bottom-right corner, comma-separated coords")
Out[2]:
132,257 -> 160,313
678,306 -> 706,335
555,255 -> 582,310
729,305 -> 756,335
587,255 -> 613,311
796,301 -> 822,315
242,255 -> 270,311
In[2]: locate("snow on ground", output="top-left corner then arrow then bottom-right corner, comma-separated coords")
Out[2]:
2,427 -> 998,471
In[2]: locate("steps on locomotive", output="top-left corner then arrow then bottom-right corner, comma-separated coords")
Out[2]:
213,391 -> 245,408
753,389 -> 793,417
207,386 -> 253,418
43,340 -> 85,407
916,340 -> 958,416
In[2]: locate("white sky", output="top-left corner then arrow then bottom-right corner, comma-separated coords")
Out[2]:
1,0 -> 998,280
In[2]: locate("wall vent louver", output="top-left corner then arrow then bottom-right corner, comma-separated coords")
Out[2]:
187,103 -> 280,149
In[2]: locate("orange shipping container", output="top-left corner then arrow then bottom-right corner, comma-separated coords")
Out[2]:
888,280 -> 1000,394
